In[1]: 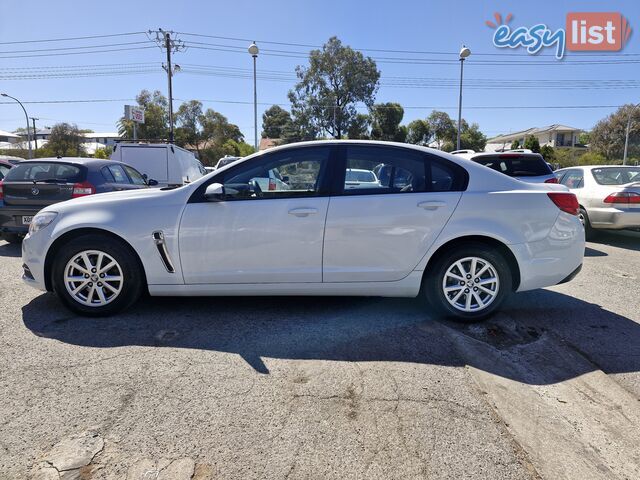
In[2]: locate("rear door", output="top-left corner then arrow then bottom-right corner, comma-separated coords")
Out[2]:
2,162 -> 83,207
322,145 -> 466,282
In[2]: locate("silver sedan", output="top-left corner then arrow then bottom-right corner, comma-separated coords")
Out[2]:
555,165 -> 640,238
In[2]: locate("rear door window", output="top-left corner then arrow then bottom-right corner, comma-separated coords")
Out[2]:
4,162 -> 83,182
123,165 -> 147,185
101,166 -> 116,183
472,154 -> 552,177
108,165 -> 130,184
0,164 -> 10,180
559,170 -> 584,189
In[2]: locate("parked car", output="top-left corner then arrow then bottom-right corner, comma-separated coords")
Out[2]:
345,168 -> 380,189
0,158 -> 155,243
555,165 -> 640,239
22,141 -> 584,321
110,143 -> 206,188
452,150 -> 558,184
215,155 -> 242,169
0,159 -> 13,180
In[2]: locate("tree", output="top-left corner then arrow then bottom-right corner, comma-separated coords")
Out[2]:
288,36 -> 380,139
93,147 -> 113,159
175,100 -> 205,157
370,103 -> 406,142
261,105 -> 293,138
118,90 -> 169,141
427,111 -> 456,149
459,123 -> 487,152
578,131 -> 590,145
510,140 -> 520,150
590,104 -> 640,160
540,145 -> 555,161
37,123 -> 86,157
346,113 -> 370,139
406,119 -> 431,145
523,135 -> 541,153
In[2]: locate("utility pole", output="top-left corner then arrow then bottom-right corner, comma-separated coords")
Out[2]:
149,29 -> 186,143
30,117 -> 38,151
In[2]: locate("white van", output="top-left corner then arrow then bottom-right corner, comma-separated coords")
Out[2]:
110,143 -> 206,187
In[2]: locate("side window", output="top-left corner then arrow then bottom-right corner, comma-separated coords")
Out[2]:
342,146 -> 426,194
101,166 -> 115,183
123,166 -> 147,185
220,146 -> 330,200
560,170 -> 584,189
108,165 -> 130,184
0,165 -> 9,180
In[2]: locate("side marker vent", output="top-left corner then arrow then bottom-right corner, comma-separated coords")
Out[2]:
152,231 -> 175,273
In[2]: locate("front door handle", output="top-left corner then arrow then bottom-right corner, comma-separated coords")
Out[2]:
288,208 -> 318,217
417,201 -> 446,210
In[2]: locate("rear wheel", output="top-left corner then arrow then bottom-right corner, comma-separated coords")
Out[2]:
422,242 -> 513,322
2,233 -> 23,244
52,234 -> 143,316
578,207 -> 596,241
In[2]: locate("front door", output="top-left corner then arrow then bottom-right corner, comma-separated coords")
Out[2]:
179,146 -> 332,284
323,145 -> 464,282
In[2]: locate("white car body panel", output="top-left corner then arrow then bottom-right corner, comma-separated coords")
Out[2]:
22,140 -> 584,302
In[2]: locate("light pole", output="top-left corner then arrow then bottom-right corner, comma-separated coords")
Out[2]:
622,103 -> 639,166
1,93 -> 32,158
456,45 -> 471,151
249,41 -> 259,151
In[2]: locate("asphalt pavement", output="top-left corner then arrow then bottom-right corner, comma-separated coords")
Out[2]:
0,231 -> 638,479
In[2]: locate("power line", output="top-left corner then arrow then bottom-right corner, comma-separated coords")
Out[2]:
0,46 -> 157,59
0,31 -> 147,45
0,40 -> 154,55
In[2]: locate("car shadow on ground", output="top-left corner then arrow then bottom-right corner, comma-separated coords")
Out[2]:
0,241 -> 21,258
21,287 -> 640,385
589,230 -> 640,252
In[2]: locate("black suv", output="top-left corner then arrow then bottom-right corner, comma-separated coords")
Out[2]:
0,157 -> 156,243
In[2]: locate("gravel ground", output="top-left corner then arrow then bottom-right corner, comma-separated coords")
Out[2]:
0,230 -> 638,479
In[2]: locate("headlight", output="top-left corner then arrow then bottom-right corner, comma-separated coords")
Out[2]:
28,211 -> 58,235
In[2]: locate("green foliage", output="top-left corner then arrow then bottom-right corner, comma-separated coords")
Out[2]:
459,123 -> 487,152
539,145 -> 555,161
510,140 -> 520,150
578,131 -> 590,145
288,36 -> 380,139
590,104 -> 640,159
370,103 -> 406,142
36,123 -> 86,157
262,105 -> 293,139
93,147 -> 113,159
578,151 -> 608,165
0,149 -> 29,159
523,135 -> 541,153
427,111 -> 456,149
346,113 -> 371,139
118,90 -> 169,141
406,119 -> 431,145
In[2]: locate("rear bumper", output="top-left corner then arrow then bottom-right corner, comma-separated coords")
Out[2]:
0,205 -> 41,234
588,207 -> 640,230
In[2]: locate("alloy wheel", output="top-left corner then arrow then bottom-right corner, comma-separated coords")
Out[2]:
63,250 -> 124,307
442,256 -> 500,313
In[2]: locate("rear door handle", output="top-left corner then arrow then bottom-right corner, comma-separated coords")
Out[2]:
288,208 -> 318,217
417,201 -> 446,210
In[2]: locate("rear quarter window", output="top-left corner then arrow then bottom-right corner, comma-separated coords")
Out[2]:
4,162 -> 83,182
472,154 -> 551,177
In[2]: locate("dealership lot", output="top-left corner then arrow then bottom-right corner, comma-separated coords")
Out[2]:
1,232 -> 639,479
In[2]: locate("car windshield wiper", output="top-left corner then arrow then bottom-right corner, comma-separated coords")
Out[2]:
32,178 -> 68,184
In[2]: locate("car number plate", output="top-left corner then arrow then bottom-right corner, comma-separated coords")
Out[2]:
22,216 -> 33,225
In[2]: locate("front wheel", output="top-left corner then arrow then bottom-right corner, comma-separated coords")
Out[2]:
422,243 -> 513,322
52,234 -> 144,316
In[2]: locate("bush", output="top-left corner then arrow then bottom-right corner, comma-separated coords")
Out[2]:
510,140 -> 520,150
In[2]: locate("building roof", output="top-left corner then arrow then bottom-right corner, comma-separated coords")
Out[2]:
487,124 -> 582,143
0,129 -> 21,139
259,138 -> 279,151
82,132 -> 121,138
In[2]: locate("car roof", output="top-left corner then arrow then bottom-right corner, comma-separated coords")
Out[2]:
14,157 -> 131,169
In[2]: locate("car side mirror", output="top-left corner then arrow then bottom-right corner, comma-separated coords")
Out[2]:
147,179 -> 159,186
282,175 -> 290,182
204,182 -> 225,201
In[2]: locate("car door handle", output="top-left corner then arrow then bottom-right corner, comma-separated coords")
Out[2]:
417,201 -> 446,210
288,208 -> 318,217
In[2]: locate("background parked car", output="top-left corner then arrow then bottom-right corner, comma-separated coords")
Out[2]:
452,150 -> 558,184
110,143 -> 206,187
215,155 -> 242,169
555,165 -> 640,239
0,157 -> 155,243
0,159 -> 13,180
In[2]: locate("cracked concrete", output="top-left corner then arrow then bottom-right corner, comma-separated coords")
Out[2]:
0,230 -> 639,479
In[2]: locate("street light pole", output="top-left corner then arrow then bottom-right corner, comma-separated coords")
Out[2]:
456,45 -> 471,151
249,42 -> 259,151
622,103 -> 639,166
30,117 -> 38,152
165,32 -> 175,143
1,93 -> 32,159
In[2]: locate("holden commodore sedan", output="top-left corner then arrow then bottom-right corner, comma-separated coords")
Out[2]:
21,141 -> 585,322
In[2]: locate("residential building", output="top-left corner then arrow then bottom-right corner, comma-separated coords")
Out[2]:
485,124 -> 585,152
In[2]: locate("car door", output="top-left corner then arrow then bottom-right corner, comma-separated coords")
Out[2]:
558,168 -> 586,203
179,145 -> 333,284
323,145 -> 466,282
100,164 -> 139,192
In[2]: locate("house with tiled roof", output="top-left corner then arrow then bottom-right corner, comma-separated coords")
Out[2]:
485,124 -> 585,152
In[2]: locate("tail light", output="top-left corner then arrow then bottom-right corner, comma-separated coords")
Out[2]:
72,181 -> 95,198
547,192 -> 579,215
0,180 -> 3,201
544,177 -> 559,184
604,192 -> 640,204
268,178 -> 277,191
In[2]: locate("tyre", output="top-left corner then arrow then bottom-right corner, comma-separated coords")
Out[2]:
2,233 -> 23,244
578,207 -> 597,241
51,234 -> 144,317
422,242 -> 513,322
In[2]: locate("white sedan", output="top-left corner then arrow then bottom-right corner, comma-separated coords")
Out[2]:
21,140 -> 585,321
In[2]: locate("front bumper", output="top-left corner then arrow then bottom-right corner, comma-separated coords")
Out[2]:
588,206 -> 640,230
21,230 -> 50,291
